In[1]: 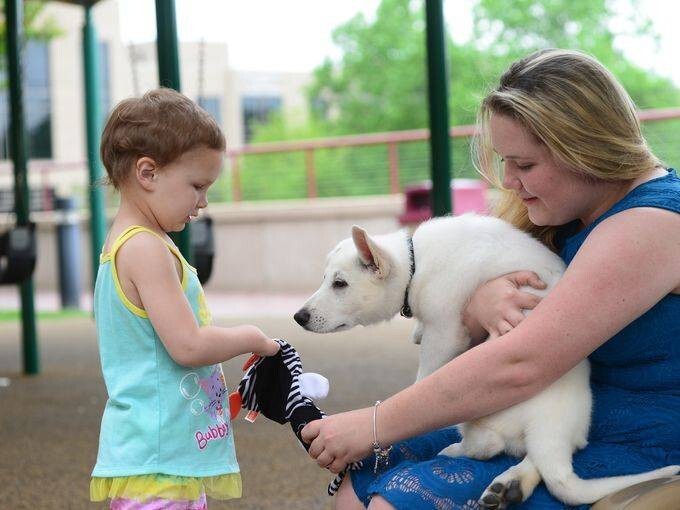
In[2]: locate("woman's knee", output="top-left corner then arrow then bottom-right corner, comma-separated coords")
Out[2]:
335,475 -> 366,510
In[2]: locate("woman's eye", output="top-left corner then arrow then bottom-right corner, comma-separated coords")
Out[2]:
517,164 -> 534,171
332,280 -> 348,289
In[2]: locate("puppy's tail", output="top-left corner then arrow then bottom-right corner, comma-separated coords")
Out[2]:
531,446 -> 679,505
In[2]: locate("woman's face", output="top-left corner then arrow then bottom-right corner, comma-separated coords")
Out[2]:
490,113 -> 605,227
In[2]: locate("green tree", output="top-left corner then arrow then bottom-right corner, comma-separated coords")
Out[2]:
471,0 -> 680,108
305,0 -> 679,133
308,0 -> 429,134
0,1 -> 61,58
240,0 -> 680,200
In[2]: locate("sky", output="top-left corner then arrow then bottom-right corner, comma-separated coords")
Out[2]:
117,0 -> 680,88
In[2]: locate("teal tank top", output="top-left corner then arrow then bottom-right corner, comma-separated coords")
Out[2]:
91,226 -> 240,480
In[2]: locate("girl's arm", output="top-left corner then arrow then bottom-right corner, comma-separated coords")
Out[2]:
117,233 -> 280,367
302,207 -> 680,472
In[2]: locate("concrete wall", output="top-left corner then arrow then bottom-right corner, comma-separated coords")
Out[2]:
0,196 -> 403,294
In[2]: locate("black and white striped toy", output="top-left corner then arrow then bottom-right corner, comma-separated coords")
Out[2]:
229,338 -> 362,496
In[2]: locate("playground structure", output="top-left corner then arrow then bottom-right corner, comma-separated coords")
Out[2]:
1,0 -> 454,376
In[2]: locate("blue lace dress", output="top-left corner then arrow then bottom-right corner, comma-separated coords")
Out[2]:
349,170 -> 680,509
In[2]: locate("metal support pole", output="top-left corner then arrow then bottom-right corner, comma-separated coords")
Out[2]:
83,4 -> 107,290
424,0 -> 452,216
5,0 -> 39,374
155,0 -> 191,261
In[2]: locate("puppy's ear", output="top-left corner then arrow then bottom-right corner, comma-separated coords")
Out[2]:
351,226 -> 391,279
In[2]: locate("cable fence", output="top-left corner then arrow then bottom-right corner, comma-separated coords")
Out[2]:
2,108 -> 680,211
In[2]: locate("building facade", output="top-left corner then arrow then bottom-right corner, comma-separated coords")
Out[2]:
0,0 -> 311,201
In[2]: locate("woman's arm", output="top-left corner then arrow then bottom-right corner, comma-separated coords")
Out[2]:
118,233 -> 279,367
302,207 -> 680,472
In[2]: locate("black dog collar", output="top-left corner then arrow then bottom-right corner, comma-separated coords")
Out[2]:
400,237 -> 415,318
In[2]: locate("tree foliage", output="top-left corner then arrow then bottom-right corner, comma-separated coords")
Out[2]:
240,0 -> 680,200
0,1 -> 61,60
299,0 -> 680,138
471,0 -> 680,108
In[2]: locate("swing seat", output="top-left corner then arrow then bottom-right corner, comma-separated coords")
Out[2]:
0,223 -> 37,284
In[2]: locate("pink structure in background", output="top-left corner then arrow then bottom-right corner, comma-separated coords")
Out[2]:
399,178 -> 488,225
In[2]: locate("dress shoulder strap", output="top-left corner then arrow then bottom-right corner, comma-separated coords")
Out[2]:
100,226 -> 191,318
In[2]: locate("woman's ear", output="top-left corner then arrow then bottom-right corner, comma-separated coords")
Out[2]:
135,156 -> 158,191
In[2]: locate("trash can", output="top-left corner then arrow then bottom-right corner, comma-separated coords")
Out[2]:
399,179 -> 487,227
55,196 -> 82,309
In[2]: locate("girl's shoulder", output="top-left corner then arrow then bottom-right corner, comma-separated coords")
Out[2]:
104,224 -> 175,260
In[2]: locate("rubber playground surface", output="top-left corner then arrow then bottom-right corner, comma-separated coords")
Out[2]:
0,309 -> 417,509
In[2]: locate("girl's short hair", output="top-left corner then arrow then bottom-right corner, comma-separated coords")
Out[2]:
100,88 -> 226,188
472,49 -> 661,249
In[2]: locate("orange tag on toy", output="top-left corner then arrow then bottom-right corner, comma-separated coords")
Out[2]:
245,410 -> 259,423
243,354 -> 260,371
228,391 -> 242,420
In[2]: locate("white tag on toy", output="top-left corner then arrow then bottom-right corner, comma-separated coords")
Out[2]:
245,410 -> 259,423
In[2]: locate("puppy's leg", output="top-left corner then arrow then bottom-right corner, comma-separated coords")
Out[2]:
416,321 -> 469,381
439,425 -> 505,460
479,456 -> 541,509
411,321 -> 423,345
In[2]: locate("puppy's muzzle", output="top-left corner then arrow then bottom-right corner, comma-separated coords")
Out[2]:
294,308 -> 310,327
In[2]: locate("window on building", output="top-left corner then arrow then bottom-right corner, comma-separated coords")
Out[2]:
198,96 -> 221,125
0,40 -> 52,159
241,95 -> 281,143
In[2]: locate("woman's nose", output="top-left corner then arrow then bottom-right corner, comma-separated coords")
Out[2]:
502,166 -> 521,191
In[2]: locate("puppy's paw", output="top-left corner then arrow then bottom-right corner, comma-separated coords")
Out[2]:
479,477 -> 528,509
479,482 -> 510,509
437,443 -> 464,458
480,480 -> 523,509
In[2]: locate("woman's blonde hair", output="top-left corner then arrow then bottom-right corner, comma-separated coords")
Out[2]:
472,49 -> 661,249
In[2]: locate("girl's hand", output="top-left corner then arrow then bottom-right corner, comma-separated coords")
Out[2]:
463,271 -> 546,341
301,407 -> 374,474
254,337 -> 281,357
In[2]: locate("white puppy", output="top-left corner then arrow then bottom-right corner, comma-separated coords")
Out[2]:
294,213 -> 679,507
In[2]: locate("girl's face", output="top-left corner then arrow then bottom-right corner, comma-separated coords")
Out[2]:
490,113 -> 609,227
146,147 -> 224,232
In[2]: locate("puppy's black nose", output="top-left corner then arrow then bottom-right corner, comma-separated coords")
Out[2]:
294,309 -> 310,326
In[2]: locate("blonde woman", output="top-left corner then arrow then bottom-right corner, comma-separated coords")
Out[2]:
301,49 -> 680,509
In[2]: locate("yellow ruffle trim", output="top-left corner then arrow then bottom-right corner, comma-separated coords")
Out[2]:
90,473 -> 242,502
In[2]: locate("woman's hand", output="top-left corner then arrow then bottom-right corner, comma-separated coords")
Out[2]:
301,407 -> 374,474
463,271 -> 546,341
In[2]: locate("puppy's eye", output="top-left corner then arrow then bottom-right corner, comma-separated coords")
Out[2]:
332,280 -> 348,289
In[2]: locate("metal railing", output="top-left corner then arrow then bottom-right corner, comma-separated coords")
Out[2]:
225,106 -> 680,202
2,106 -> 680,207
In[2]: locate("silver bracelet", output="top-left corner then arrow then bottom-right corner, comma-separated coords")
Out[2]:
372,400 -> 393,473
